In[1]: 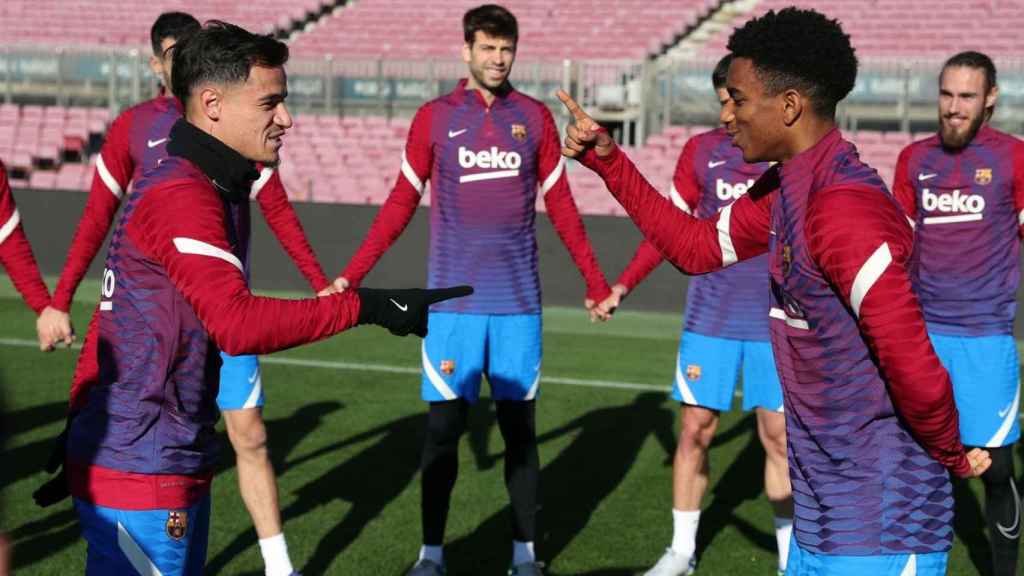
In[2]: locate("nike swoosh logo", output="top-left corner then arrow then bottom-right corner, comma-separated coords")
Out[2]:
448,129 -> 467,138
147,138 -> 168,148
248,369 -> 259,384
390,298 -> 408,312
997,477 -> 1021,539
998,403 -> 1013,418
918,173 -> 937,181
708,160 -> 727,168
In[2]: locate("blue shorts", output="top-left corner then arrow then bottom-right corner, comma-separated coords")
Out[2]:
672,331 -> 782,412
786,539 -> 947,575
929,331 -> 1020,448
421,312 -> 541,403
74,495 -> 211,576
216,352 -> 264,411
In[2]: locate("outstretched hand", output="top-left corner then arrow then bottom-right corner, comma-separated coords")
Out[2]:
357,285 -> 474,337
556,90 -> 616,159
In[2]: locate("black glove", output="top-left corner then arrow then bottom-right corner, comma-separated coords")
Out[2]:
33,411 -> 76,507
357,286 -> 473,337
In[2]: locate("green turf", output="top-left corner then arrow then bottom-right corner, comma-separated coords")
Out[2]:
0,290 -> 1015,575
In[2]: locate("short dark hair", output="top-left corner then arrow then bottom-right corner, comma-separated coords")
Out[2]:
712,54 -> 733,90
171,20 -> 289,108
463,4 -> 518,46
942,50 -> 997,94
150,12 -> 200,57
727,7 -> 857,117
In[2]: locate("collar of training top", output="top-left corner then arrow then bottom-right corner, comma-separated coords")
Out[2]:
167,119 -> 259,203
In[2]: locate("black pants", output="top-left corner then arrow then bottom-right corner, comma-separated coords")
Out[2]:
420,399 -> 539,545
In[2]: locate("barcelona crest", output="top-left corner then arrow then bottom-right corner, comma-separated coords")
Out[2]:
975,168 -> 992,185
166,510 -> 188,541
511,124 -> 527,142
440,360 -> 455,375
685,364 -> 701,382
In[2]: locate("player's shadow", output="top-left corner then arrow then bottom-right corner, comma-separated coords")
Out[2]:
694,414 -> 776,558
213,400 -> 345,476
9,342 -> 120,573
952,476 -> 992,575
4,400 -> 67,437
206,410 -> 431,575
8,506 -> 81,571
2,401 -> 69,490
443,392 -> 675,575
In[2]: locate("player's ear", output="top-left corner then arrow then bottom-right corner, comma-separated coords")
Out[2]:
199,86 -> 223,122
149,55 -> 164,81
462,42 -> 472,64
781,88 -> 803,127
985,84 -> 999,112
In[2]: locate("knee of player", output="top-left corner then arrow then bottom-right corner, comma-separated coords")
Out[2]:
679,412 -> 717,450
756,422 -> 787,459
425,406 -> 468,446
226,413 -> 269,455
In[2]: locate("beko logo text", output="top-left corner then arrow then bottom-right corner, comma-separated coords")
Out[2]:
716,178 -> 756,201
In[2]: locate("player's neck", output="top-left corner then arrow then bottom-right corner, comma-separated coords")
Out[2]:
464,77 -> 506,107
782,117 -> 836,163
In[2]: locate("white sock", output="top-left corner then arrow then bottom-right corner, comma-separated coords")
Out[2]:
512,540 -> 535,565
258,533 -> 295,576
774,516 -> 793,571
419,544 -> 444,565
671,509 -> 700,557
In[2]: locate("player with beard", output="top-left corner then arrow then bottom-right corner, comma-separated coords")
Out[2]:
333,5 -> 610,575
892,51 -> 1024,576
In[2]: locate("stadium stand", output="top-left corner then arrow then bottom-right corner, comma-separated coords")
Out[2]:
288,0 -> 717,60
0,0 -> 327,46
2,0 -> 1021,214
0,102 -> 929,215
698,0 -> 1024,57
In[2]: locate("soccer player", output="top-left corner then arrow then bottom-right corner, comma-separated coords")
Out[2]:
892,51 -> 1024,576
597,54 -> 790,576
559,8 -> 992,575
61,21 -> 470,576
33,13 -> 334,576
331,5 -> 610,574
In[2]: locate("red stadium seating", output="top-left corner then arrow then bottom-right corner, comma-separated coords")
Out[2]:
700,0 -> 1024,57
288,0 -> 715,61
0,0 -> 326,48
2,103 -> 1009,218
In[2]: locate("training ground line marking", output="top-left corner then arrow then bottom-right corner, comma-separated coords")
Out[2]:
0,338 -> 664,393
10,336 -> 1024,412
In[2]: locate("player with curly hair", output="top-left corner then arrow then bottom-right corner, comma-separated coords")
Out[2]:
559,7 -> 992,575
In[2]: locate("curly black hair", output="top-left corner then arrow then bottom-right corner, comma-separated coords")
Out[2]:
727,7 -> 857,117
